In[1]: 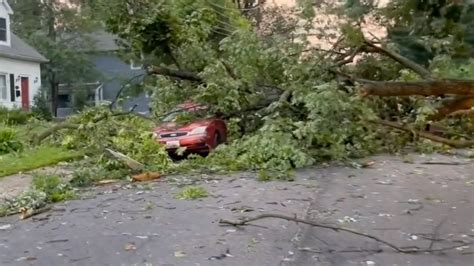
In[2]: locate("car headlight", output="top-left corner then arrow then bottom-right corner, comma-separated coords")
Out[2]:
152,132 -> 159,139
189,126 -> 207,136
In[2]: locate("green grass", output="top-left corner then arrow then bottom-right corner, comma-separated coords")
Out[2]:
0,146 -> 83,177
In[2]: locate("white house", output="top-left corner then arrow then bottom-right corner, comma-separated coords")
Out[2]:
0,0 -> 47,111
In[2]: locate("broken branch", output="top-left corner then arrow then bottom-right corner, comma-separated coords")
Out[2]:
334,45 -> 363,66
377,120 -> 474,148
219,213 -> 470,254
430,97 -> 474,121
363,40 -> 433,79
34,107 -> 139,145
147,66 -> 203,83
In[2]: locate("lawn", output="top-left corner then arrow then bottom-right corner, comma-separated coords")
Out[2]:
0,146 -> 83,177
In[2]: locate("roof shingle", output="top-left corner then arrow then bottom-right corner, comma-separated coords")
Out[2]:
0,33 -> 48,63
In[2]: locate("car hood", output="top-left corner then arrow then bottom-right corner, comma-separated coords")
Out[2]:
155,119 -> 212,132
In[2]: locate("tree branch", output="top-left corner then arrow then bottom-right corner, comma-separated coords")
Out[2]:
334,45 -> 363,66
377,120 -> 474,148
147,66 -> 203,83
34,106 -> 139,145
363,40 -> 433,79
219,213 -> 470,254
430,97 -> 474,121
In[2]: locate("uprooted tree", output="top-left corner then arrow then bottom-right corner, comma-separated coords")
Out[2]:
37,0 -> 474,175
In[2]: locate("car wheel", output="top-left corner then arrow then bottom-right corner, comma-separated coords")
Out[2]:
214,132 -> 222,148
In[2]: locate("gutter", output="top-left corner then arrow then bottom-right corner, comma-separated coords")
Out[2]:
0,52 -> 49,63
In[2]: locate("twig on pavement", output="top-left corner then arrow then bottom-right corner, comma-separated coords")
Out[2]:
219,213 -> 472,254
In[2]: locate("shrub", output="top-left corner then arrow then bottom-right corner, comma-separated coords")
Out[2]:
32,174 -> 75,203
0,107 -> 30,125
0,127 -> 24,154
31,92 -> 52,121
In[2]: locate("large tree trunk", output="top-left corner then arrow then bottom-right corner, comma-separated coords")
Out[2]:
360,80 -> 474,97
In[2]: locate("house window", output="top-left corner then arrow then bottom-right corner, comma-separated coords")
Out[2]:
0,18 -> 6,42
0,74 -> 7,101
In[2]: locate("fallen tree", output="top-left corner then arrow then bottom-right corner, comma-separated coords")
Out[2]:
32,0 -> 474,179
332,37 -> 474,146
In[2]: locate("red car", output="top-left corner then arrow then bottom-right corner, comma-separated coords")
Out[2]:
153,102 -> 227,154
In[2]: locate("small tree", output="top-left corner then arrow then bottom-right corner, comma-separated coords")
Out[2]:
31,87 -> 52,121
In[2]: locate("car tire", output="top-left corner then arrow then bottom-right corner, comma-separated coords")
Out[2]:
214,132 -> 222,148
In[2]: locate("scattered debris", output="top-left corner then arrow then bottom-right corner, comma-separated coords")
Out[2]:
132,172 -> 161,182
0,224 -> 12,230
338,216 -> 357,223
174,250 -> 187,258
124,243 -> 137,251
421,161 -> 470,166
176,186 -> 208,200
362,161 -> 376,168
376,180 -> 394,185
208,248 -> 233,260
19,206 -> 52,220
106,149 -> 145,171
45,239 -> 69,244
230,206 -> 254,213
94,180 -> 120,186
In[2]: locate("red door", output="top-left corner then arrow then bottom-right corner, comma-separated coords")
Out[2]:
20,77 -> 29,111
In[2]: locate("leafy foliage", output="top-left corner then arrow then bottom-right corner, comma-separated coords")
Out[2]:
55,106 -> 172,172
175,186 -> 209,200
0,107 -> 30,125
23,0 -> 474,181
0,190 -> 48,217
384,0 -> 474,63
0,174 -> 74,217
32,174 -> 76,203
0,127 -> 23,154
31,88 -> 53,121
9,0 -> 101,112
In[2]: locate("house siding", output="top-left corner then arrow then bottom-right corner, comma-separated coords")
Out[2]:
90,54 -> 149,113
0,56 -> 42,109
0,2 -> 11,47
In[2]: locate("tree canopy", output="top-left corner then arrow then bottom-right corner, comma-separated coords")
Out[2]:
32,0 -> 474,175
9,0 -> 101,114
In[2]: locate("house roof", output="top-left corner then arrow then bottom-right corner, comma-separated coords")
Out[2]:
87,30 -> 120,52
62,30 -> 122,53
0,33 -> 48,63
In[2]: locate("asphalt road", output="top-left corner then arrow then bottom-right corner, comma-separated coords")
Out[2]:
0,154 -> 473,266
